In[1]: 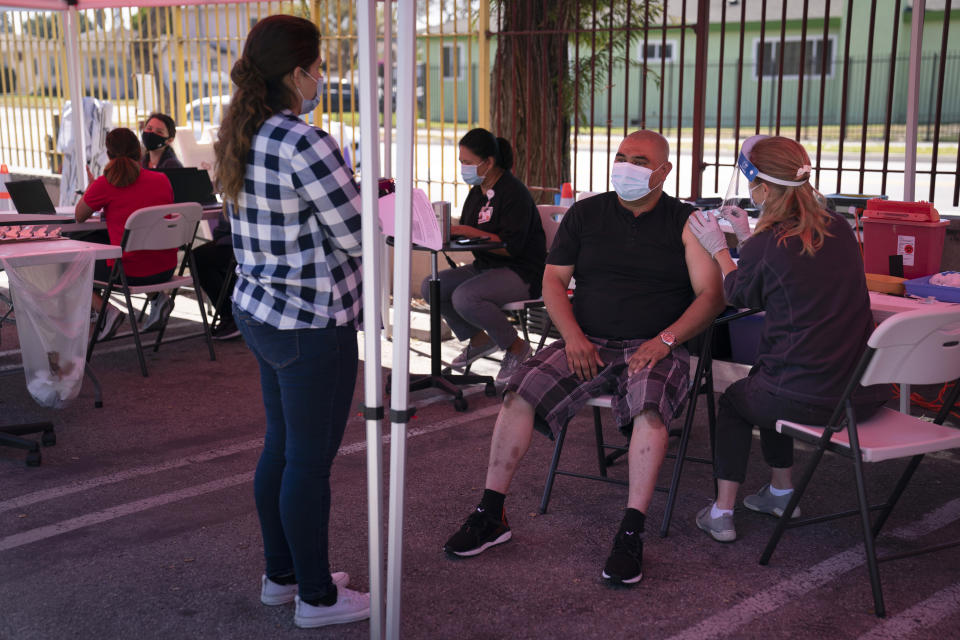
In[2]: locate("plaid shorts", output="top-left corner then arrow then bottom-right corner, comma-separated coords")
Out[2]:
503,336 -> 691,436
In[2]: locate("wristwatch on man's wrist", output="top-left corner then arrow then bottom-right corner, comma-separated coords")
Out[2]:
659,330 -> 677,350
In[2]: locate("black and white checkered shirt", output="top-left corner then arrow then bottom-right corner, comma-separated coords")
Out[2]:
230,111 -> 362,329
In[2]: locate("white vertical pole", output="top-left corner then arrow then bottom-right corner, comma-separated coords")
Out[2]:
381,0 -> 394,339
65,7 -> 88,191
903,0 -> 925,201
386,1 -> 415,638
357,2 -> 384,639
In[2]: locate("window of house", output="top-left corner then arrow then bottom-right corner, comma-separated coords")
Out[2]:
442,43 -> 465,79
755,37 -> 834,78
637,41 -> 676,63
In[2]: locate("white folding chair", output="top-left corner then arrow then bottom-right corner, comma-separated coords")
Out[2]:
87,202 -> 216,377
759,306 -> 960,617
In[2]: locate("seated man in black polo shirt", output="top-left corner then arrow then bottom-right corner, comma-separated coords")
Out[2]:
442,130 -> 725,585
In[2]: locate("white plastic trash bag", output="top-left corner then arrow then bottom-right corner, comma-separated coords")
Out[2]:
1,252 -> 94,407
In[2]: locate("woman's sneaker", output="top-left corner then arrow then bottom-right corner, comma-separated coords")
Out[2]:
496,342 -> 532,386
449,342 -> 498,371
696,505 -> 737,542
293,587 -> 370,628
743,483 -> 801,518
260,571 -> 349,606
443,506 -> 511,557
96,305 -> 125,342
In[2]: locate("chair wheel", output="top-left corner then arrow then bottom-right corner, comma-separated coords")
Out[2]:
41,431 -> 56,447
26,450 -> 41,466
485,382 -> 497,397
95,401 -> 103,408
453,396 -> 468,412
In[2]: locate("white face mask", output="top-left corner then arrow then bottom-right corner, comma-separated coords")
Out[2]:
297,68 -> 323,114
610,161 -> 664,202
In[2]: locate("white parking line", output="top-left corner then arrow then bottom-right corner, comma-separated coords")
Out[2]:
0,403 -> 499,552
0,386 -> 493,515
666,497 -> 960,640
856,582 -> 960,640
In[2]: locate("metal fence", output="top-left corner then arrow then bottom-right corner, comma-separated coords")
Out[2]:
0,0 -> 957,208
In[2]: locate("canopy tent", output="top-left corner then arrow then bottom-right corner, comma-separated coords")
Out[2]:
5,0 -> 405,637
0,2 -> 938,639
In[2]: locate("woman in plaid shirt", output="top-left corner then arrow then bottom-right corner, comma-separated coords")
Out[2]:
214,15 -> 368,629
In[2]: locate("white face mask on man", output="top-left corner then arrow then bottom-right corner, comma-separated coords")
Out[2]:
610,161 -> 664,202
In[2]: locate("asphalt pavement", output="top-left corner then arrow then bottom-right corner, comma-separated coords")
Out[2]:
1,310 -> 959,640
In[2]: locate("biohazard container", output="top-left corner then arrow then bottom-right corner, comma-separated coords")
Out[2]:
861,199 -> 948,279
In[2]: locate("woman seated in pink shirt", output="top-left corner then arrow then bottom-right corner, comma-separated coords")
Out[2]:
75,127 -> 177,340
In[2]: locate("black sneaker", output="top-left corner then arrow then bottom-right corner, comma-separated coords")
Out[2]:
602,529 -> 643,584
443,506 -> 511,557
212,318 -> 241,340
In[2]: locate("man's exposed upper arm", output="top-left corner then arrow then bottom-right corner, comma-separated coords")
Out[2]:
544,263 -> 574,291
682,220 -> 723,300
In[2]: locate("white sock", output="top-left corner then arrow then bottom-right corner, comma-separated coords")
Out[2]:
710,503 -> 733,518
769,484 -> 793,497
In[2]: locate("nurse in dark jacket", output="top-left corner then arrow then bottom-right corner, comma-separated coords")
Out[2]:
688,135 -> 889,543
421,128 -> 547,384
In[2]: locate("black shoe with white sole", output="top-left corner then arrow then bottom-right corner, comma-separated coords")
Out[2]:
443,506 -> 511,557
602,529 -> 643,585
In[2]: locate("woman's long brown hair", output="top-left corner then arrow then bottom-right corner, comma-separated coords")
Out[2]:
214,15 -> 321,203
102,128 -> 142,188
750,136 -> 833,256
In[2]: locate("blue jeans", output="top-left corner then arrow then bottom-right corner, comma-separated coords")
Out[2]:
234,305 -> 358,602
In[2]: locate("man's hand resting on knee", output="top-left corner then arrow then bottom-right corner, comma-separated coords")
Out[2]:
564,332 -> 605,381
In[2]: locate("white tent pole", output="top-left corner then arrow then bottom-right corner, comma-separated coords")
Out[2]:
381,0 -> 394,340
357,2 -> 384,639
382,0 -> 393,177
386,0 -> 415,638
64,5 -> 87,191
903,0 -> 925,201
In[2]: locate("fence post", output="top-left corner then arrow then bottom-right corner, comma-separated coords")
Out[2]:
689,0 -> 710,200
904,0 -> 925,200
478,1 -> 491,130
171,6 -> 187,126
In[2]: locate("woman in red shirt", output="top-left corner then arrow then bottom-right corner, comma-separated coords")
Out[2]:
76,127 -> 177,339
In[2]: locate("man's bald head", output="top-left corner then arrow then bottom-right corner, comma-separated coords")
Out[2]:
619,130 -> 670,165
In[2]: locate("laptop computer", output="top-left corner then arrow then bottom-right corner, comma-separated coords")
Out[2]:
6,178 -> 56,214
154,167 -> 219,207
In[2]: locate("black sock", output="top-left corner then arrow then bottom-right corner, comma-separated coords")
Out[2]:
268,572 -> 297,585
302,585 -> 338,607
620,508 -> 646,535
478,489 -> 505,517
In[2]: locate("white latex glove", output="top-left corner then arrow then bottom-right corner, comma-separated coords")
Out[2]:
717,205 -> 752,244
688,209 -> 729,258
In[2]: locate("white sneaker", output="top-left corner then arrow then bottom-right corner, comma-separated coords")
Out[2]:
141,292 -> 173,332
96,305 -> 125,342
260,571 -> 349,606
495,342 -> 532,386
294,587 -> 371,628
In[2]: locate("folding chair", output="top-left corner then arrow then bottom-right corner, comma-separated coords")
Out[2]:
87,202 -> 216,377
537,308 -> 762,537
759,306 -> 960,618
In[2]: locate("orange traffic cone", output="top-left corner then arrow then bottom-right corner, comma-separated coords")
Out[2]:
0,164 -> 11,211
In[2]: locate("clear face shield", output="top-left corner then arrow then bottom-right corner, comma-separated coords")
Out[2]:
722,134 -> 769,211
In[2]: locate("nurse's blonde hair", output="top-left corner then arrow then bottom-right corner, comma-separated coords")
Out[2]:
750,136 -> 832,257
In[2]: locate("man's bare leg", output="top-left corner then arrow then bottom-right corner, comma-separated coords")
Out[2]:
603,409 -> 668,585
485,391 -> 536,493
444,391 -> 535,557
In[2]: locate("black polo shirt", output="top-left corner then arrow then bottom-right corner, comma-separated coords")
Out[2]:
548,191 -> 694,340
459,170 -> 547,296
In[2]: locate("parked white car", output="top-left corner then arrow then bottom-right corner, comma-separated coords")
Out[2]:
184,95 -> 361,170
